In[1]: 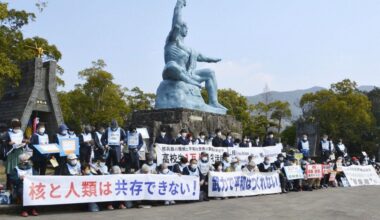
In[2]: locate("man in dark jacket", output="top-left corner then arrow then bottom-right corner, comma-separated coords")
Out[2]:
212,129 -> 224,147
263,132 -> 277,147
175,129 -> 190,145
101,120 -> 126,167
222,133 -> 234,147
258,157 -> 275,172
155,127 -> 173,145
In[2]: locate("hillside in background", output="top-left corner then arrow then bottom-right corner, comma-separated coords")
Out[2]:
246,85 -> 377,120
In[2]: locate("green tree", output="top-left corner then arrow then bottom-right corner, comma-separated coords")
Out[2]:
270,101 -> 292,134
300,79 -> 376,154
0,2 -> 62,94
59,60 -> 129,132
202,88 -> 255,136
125,87 -> 156,114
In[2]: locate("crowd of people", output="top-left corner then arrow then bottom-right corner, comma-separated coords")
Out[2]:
0,118 -> 379,217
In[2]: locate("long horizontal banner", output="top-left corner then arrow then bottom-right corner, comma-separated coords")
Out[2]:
23,174 -> 199,206
208,171 -> 281,197
342,165 -> 380,187
155,144 -> 283,165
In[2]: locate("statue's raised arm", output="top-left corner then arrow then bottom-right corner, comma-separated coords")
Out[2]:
167,0 -> 186,42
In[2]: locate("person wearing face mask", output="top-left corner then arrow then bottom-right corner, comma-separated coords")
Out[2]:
212,129 -> 224,147
263,132 -> 277,147
273,154 -> 288,193
242,161 -> 259,173
158,163 -> 176,205
9,153 -> 38,217
195,132 -> 207,145
198,152 -> 214,176
5,119 -> 28,189
59,153 -> 81,176
300,160 -> 313,191
335,139 -> 347,158
258,157 -> 275,172
79,125 -> 95,165
29,123 -> 49,175
222,132 -> 234,147
175,129 -> 190,145
182,159 -> 206,201
67,127 -> 77,139
143,155 -> 157,174
53,124 -> 71,174
221,152 -> 231,171
155,127 -> 173,145
361,152 -> 370,165
239,136 -> 250,148
101,119 -> 126,167
124,124 -> 144,173
252,136 -> 261,147
228,157 -> 242,172
172,156 -> 188,174
319,134 -> 332,162
90,156 -> 109,175
298,133 -> 310,158
93,125 -> 106,161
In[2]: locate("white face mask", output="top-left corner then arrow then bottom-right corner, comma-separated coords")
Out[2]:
39,128 -> 46,134
181,133 -> 187,138
161,132 -> 166,137
200,135 -> 205,139
13,128 -> 21,133
99,162 -> 106,167
62,130 -> 68,135
269,135 -> 274,139
202,157 -> 208,161
217,132 -> 222,137
162,168 -> 169,174
217,166 -> 223,171
69,159 -> 78,166
191,164 -> 197,170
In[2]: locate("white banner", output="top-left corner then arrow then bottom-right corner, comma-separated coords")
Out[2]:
342,165 -> 380,187
155,144 -> 283,165
284,166 -> 304,180
208,171 -> 281,197
23,174 -> 199,206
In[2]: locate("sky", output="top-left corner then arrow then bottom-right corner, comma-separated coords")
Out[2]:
5,0 -> 380,96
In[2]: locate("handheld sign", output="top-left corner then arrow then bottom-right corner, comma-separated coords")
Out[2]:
34,144 -> 61,154
58,138 -> 79,156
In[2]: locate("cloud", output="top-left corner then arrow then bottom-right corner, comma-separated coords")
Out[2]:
199,59 -> 274,96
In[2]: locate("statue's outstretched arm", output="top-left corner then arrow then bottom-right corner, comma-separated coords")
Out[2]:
197,53 -> 222,63
172,0 -> 186,29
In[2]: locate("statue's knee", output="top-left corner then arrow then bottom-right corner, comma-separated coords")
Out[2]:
163,62 -> 182,80
208,70 -> 216,78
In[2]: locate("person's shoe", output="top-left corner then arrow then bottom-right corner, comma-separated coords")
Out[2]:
107,204 -> 114,210
31,209 -> 39,216
164,201 -> 170,206
119,203 -> 126,209
170,201 -> 176,205
21,211 -> 28,217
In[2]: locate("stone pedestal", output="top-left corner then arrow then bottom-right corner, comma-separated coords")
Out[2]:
130,108 -> 242,145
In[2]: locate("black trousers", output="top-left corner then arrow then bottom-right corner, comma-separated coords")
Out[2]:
106,145 -> 121,167
33,159 -> 47,175
79,146 -> 92,164
125,150 -> 140,173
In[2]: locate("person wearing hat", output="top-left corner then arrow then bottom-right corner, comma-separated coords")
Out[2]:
124,124 -> 144,173
258,156 -> 275,172
212,129 -> 224,147
59,153 -> 81,176
175,129 -> 190,145
29,122 -> 49,175
263,132 -> 277,147
221,152 -> 231,172
351,156 -> 360,165
53,124 -> 72,174
5,119 -> 28,189
79,125 -> 95,165
101,119 -> 126,167
155,127 -> 173,145
9,153 -> 39,217
228,157 -> 242,172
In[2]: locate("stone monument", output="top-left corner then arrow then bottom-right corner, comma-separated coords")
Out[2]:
130,0 -> 242,144
0,58 -> 64,138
